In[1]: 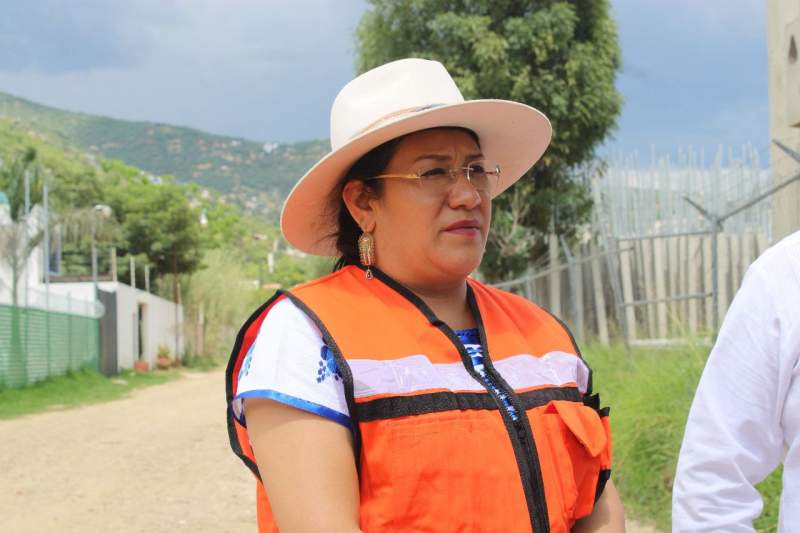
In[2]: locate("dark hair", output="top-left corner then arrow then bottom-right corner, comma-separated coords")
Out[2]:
328,127 -> 480,271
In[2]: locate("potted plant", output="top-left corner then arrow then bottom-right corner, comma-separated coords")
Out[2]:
155,344 -> 172,370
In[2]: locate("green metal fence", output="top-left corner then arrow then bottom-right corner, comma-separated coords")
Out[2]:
0,304 -> 100,388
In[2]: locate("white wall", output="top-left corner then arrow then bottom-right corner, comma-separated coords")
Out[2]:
141,291 -> 184,366
769,0 -> 800,239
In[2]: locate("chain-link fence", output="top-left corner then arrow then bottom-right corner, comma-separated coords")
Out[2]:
0,303 -> 100,388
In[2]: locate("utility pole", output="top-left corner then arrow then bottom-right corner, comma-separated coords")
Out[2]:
43,181 -> 50,309
91,217 -> 98,296
23,169 -> 30,310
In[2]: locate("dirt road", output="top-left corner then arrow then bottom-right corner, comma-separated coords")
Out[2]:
0,370 -> 658,532
0,371 -> 256,533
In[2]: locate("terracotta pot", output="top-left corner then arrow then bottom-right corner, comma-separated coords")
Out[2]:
156,357 -> 172,370
134,361 -> 150,372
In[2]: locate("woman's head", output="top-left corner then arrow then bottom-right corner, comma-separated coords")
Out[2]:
332,126 -> 490,286
280,58 -> 552,264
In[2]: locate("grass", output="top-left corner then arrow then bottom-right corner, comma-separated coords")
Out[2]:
181,354 -> 224,371
584,342 -> 782,532
0,367 -> 179,419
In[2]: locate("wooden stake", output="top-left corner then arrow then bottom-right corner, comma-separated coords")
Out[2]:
620,241 -> 637,341
641,238 -> 657,337
654,238 -> 668,338
590,243 -> 609,345
687,236 -> 701,334
548,234 -> 561,316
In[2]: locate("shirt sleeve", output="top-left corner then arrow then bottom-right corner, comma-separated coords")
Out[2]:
232,297 -> 351,429
672,261 -> 784,531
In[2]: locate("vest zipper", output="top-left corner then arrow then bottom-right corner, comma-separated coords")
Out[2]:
469,289 -> 551,533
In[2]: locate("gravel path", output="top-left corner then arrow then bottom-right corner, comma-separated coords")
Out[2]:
0,369 -> 660,532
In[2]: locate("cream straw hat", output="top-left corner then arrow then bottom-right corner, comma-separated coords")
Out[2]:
280,58 -> 552,256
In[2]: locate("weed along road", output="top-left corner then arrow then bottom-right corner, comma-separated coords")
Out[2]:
0,370 -> 255,533
0,369 -> 657,532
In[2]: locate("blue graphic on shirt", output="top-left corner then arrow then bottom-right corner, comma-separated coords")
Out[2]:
316,345 -> 342,383
238,344 -> 255,381
455,328 -> 519,421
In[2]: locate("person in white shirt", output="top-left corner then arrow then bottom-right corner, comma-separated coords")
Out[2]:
673,230 -> 800,531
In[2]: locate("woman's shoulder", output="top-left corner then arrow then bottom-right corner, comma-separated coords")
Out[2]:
259,295 -> 322,338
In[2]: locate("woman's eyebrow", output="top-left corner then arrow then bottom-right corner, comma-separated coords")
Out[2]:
412,152 -> 485,163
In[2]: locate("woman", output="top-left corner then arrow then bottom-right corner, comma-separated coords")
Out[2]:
227,58 -> 624,532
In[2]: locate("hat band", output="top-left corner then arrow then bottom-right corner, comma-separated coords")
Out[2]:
349,103 -> 446,140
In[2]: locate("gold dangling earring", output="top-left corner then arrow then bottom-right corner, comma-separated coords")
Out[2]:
358,232 -> 375,280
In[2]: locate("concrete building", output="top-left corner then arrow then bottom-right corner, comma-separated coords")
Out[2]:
769,0 -> 800,238
45,280 -> 183,375
0,203 -> 184,375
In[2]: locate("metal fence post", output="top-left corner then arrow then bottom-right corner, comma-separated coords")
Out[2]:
710,219 -> 720,335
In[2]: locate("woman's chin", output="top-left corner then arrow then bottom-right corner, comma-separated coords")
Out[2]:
432,253 -> 483,281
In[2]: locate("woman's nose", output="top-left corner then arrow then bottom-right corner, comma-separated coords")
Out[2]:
447,172 -> 482,209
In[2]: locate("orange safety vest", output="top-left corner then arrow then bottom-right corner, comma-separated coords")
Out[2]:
226,265 -> 611,532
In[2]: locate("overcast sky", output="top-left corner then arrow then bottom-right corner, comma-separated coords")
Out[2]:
0,0 -> 769,164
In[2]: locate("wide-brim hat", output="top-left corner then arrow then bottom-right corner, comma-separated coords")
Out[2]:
281,58 -> 552,256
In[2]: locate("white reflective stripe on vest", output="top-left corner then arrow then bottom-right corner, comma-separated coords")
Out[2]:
349,351 -> 589,399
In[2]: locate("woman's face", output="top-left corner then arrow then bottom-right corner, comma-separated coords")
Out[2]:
367,128 -> 492,286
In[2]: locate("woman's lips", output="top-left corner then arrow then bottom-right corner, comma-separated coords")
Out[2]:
443,220 -> 482,236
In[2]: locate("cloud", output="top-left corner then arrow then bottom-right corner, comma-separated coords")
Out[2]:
0,0 -> 189,74
0,0 -> 367,141
0,0 -> 769,152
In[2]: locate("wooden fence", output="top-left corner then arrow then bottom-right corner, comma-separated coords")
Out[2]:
496,231 -> 770,345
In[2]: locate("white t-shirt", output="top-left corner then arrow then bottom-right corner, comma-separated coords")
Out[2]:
672,230 -> 800,532
232,298 -> 351,428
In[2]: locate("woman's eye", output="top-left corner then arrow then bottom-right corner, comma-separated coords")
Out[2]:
420,168 -> 447,177
468,164 -> 486,173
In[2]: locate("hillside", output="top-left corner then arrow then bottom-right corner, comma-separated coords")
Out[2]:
0,91 -> 328,203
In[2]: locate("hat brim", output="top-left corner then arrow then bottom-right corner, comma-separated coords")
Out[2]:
280,99 -> 552,256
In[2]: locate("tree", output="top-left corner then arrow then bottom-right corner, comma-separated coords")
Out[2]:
0,147 -> 41,223
0,147 -> 44,305
57,205 -> 120,276
356,0 -> 622,279
102,164 -> 203,303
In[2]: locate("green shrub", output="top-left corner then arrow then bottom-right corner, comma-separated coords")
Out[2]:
181,353 -> 221,371
584,342 -> 782,531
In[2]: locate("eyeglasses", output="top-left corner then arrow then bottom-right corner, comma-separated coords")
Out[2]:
365,163 -> 501,196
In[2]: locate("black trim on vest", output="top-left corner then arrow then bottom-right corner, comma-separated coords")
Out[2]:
518,386 -> 582,408
595,469 -> 612,503
468,287 -> 551,533
368,266 -> 549,533
225,291 -> 285,482
356,385 -> 582,422
282,291 -> 364,478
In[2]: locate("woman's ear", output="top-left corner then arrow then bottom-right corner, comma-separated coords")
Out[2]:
342,180 -> 377,232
